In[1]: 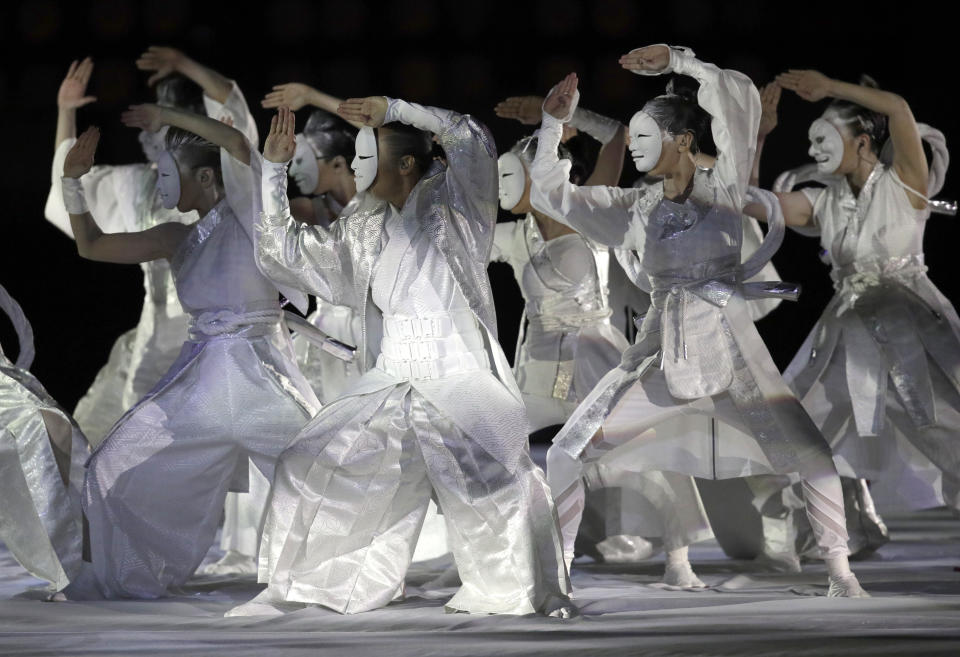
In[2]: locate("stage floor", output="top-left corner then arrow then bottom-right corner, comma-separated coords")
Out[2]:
1,509 -> 958,656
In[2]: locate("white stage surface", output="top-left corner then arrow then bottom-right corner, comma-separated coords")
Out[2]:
1,510 -> 958,656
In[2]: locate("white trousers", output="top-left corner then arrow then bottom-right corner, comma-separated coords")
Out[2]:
258,384 -> 570,615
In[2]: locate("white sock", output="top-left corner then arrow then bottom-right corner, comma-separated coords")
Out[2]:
823,553 -> 853,580
666,546 -> 689,566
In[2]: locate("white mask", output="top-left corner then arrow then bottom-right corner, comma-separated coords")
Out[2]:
156,150 -> 181,210
139,125 -> 169,164
351,127 -> 378,193
628,111 -> 665,173
497,152 -> 526,211
289,135 -> 320,196
808,118 -> 845,174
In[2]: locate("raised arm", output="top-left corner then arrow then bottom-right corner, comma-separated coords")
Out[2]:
528,74 -> 643,249
47,58 -> 152,237
494,93 -> 626,187
263,83 -> 364,130
750,82 -> 781,187
122,103 -> 250,165
256,108 -> 359,308
777,69 -> 928,208
55,57 -> 96,149
62,128 -> 189,264
137,47 -> 232,105
621,45 -> 761,209
339,95 -> 499,257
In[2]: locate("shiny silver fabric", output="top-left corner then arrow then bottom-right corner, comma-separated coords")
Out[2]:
0,284 -> 87,589
83,199 -> 319,599
257,385 -> 569,614
784,164 -> 960,510
490,215 -> 628,429
257,106 -> 525,471
530,53 -> 850,558
252,102 -> 570,615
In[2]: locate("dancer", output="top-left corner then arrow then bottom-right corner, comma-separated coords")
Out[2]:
532,45 -> 866,597
59,103 -> 318,598
261,82 -> 364,403
230,102 -> 570,616
45,50 -> 258,447
492,100 -> 713,577
760,69 -> 960,513
0,284 -> 88,590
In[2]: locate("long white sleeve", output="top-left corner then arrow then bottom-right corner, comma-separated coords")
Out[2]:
529,112 -> 644,249
202,81 -> 260,149
669,48 -> 761,210
256,159 -> 359,311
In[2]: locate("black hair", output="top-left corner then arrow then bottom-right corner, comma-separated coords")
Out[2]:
378,123 -> 433,174
510,135 -> 580,182
826,75 -> 889,156
303,108 -> 357,161
154,73 -> 206,115
641,77 -> 710,155
165,126 -> 223,186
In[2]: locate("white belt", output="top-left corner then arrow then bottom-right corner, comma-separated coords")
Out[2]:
378,311 -> 489,381
188,304 -> 281,341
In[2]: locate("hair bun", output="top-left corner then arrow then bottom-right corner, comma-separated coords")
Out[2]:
858,74 -> 880,89
665,76 -> 698,101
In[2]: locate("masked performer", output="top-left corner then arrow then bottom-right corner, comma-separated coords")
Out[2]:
532,45 -> 866,597
45,50 -> 259,448
58,105 -> 318,598
491,100 -> 713,581
761,70 -> 960,516
0,284 -> 88,590
230,102 -> 570,617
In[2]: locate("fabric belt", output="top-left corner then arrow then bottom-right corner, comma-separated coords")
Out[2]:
830,254 -> 927,314
188,302 -> 282,341
378,311 -> 489,381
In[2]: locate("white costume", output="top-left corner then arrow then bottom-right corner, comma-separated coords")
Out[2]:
531,48 -> 852,569
43,82 -> 259,448
244,99 -> 569,615
784,156 -> 960,511
0,284 -> 87,589
79,138 -> 319,599
491,215 -> 713,562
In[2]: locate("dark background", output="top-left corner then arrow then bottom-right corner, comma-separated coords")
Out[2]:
1,0 -> 957,410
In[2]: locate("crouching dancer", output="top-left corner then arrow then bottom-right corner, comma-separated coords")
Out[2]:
228,102 -> 571,616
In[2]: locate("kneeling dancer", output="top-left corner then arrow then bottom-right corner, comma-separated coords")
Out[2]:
232,102 -> 570,616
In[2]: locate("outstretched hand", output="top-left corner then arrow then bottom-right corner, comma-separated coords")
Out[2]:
262,83 -> 312,111
619,45 -> 670,73
337,96 -> 388,128
58,57 -> 97,110
543,73 -> 578,120
264,106 -> 297,163
120,104 -> 165,132
136,46 -> 184,86
494,96 -> 544,125
776,70 -> 832,102
63,126 -> 100,178
758,82 -> 782,138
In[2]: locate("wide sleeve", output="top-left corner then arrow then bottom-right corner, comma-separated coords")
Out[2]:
669,48 -> 761,211
44,138 -> 149,237
384,98 -> 498,264
528,111 -> 644,249
203,81 -> 259,149
256,158 -> 359,310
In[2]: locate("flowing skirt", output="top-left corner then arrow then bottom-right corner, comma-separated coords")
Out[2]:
83,330 -> 317,598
